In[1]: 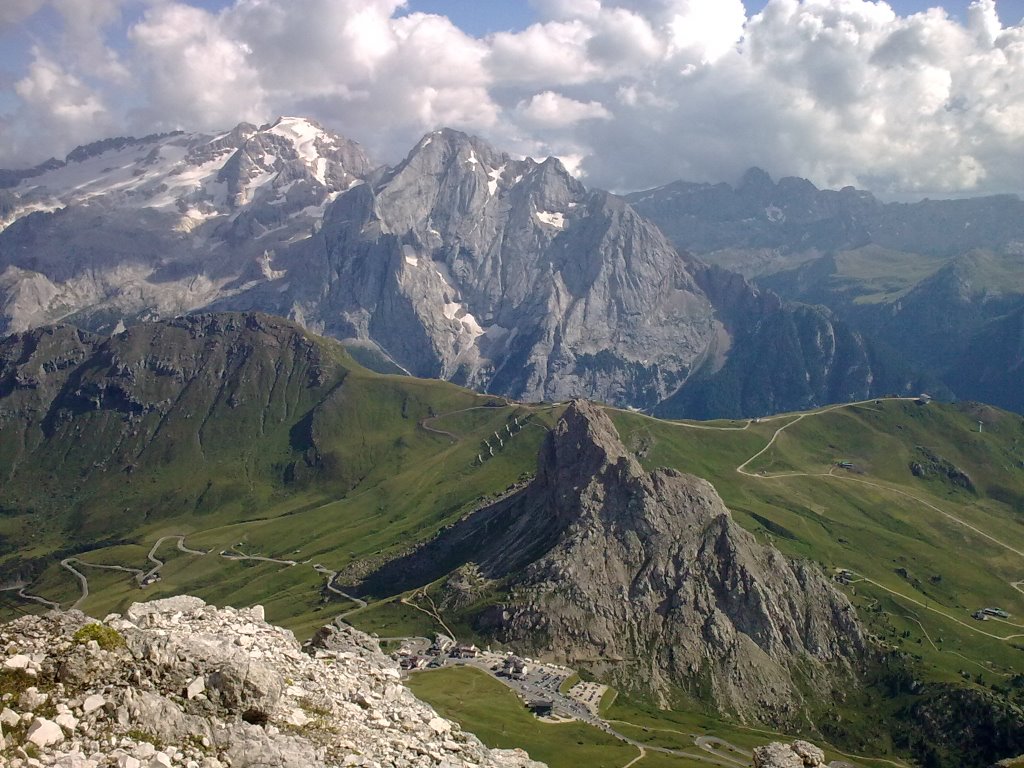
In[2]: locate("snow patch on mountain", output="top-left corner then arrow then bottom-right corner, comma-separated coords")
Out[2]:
461,311 -> 485,339
5,117 -> 368,232
259,251 -> 287,280
0,201 -> 60,234
487,164 -> 506,197
536,210 -> 565,229
269,116 -> 333,184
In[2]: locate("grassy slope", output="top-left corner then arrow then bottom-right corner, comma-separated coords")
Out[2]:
407,666 -> 687,768
834,246 -> 949,305
760,246 -> 1024,308
610,399 -> 1024,688
3,322 -> 1023,765
410,667 -> 910,768
0,331 -> 558,634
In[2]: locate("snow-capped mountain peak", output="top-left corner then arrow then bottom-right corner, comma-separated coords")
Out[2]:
1,119 -> 371,234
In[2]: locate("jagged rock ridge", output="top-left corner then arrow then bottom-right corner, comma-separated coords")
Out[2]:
356,401 -> 866,724
627,168 -> 1024,413
626,167 -> 1024,265
0,123 -> 916,417
225,128 -> 719,408
0,596 -> 544,767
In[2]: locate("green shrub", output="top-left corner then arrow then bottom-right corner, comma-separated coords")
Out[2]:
0,668 -> 35,699
73,623 -> 125,651
126,728 -> 163,748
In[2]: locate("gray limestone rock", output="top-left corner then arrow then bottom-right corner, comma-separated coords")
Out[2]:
495,403 -> 865,722
0,598 -> 544,768
265,129 -> 717,408
358,400 -> 865,725
753,740 -> 827,767
27,716 -> 64,747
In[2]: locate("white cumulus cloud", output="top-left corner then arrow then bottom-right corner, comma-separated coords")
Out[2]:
517,91 -> 612,126
128,3 -> 267,131
0,0 -> 1023,200
7,47 -> 112,162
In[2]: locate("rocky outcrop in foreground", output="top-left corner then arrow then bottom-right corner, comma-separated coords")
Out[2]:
0,596 -> 544,768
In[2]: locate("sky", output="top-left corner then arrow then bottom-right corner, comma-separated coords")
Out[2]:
1,1 -> 1024,199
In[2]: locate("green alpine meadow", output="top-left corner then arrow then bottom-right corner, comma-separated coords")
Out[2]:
2,313 -> 1023,766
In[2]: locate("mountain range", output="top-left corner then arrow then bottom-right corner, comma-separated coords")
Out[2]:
627,169 -> 1024,413
0,119 -> 934,418
3,116 -> 1024,767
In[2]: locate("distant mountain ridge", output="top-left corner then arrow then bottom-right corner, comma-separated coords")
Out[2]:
628,169 -> 1024,412
0,122 -> 925,416
626,167 -> 1024,262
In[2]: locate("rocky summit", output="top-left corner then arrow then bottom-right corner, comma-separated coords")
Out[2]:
0,596 -> 544,768
482,402 -> 866,722
356,401 -> 866,724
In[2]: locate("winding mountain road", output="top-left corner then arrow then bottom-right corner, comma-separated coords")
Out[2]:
418,403 -> 512,443
312,564 -> 367,610
735,397 -> 918,478
220,546 -> 297,566
145,535 -> 209,580
59,558 -> 148,610
53,535 -> 212,611
720,397 -> 1024,649
0,583 -> 61,610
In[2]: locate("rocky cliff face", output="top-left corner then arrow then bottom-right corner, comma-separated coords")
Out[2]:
946,304 -> 1024,413
229,128 -> 718,408
1,122 -> 914,416
0,596 -> 544,768
654,264 -> 931,419
357,401 -> 866,724
758,246 -> 1024,414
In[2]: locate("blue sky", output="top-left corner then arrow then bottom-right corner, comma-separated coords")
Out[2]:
173,1 -> 1024,33
403,0 -> 1024,33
